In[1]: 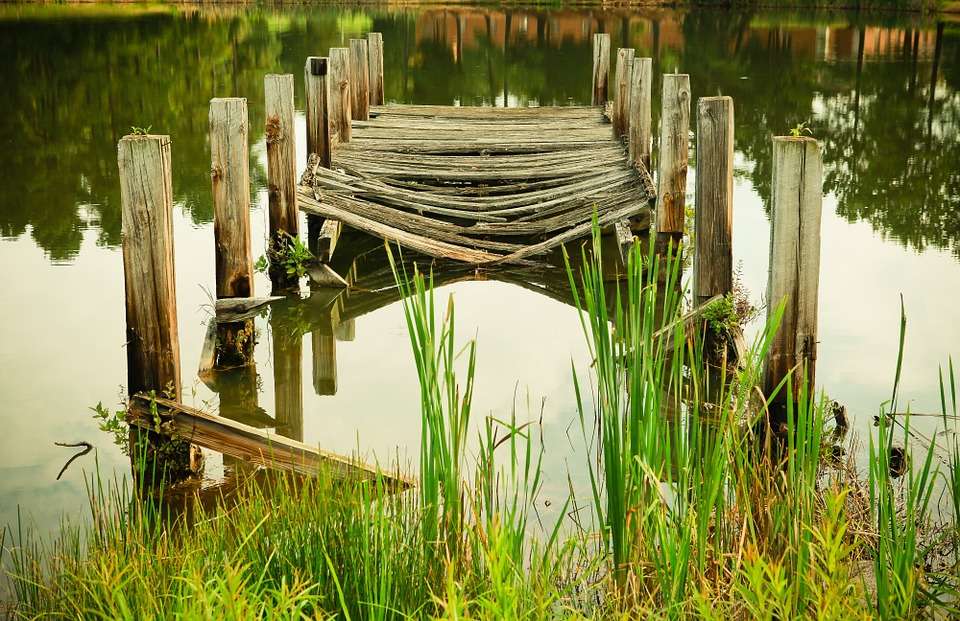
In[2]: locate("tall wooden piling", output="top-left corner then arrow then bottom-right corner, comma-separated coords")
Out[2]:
304,57 -> 331,167
349,39 -> 370,122
628,57 -> 653,172
329,48 -> 352,143
304,57 -> 331,257
612,48 -> 634,142
656,74 -> 691,245
367,32 -> 384,106
118,134 -> 199,479
265,74 -> 298,290
694,96 -> 734,308
763,136 -> 823,413
591,33 -> 611,106
209,98 -> 254,299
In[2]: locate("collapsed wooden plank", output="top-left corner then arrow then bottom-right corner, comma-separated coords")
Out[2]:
127,395 -> 413,488
216,296 -> 285,323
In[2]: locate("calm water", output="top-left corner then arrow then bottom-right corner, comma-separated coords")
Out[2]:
1,5 -> 958,535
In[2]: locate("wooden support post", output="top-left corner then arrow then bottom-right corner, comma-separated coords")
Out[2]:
210,97 -> 256,367
694,96 -> 734,308
763,136 -> 823,416
612,48 -> 634,142
304,57 -> 331,257
264,74 -> 298,291
118,134 -> 200,480
349,39 -> 370,122
329,48 -> 352,144
367,32 -> 384,106
591,33 -> 611,106
628,57 -> 653,172
656,74 -> 691,247
304,57 -> 331,167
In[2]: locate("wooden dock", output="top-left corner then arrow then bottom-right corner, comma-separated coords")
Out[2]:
297,104 -> 655,265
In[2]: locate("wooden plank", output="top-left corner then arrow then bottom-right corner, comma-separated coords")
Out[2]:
591,33 -> 611,106
329,48 -> 352,143
127,395 -> 412,487
349,39 -> 370,122
612,48 -> 634,142
763,136 -> 822,411
656,74 -> 691,239
210,98 -> 254,299
694,96 -> 734,307
367,32 -> 384,106
215,296 -> 284,323
628,57 -> 653,172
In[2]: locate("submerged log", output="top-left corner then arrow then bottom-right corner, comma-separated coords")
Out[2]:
127,395 -> 412,488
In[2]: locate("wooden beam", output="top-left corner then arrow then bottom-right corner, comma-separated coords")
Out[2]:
349,39 -> 370,122
656,74 -> 691,242
694,96 -> 734,307
367,32 -> 384,106
304,57 -> 332,168
329,48 -> 352,143
591,33 -> 610,106
628,57 -> 653,172
612,48 -> 634,142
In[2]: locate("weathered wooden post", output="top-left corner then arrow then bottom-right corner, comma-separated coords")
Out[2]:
694,96 -> 734,308
656,74 -> 691,249
209,97 -> 256,366
367,32 -> 384,106
264,74 -> 298,291
329,48 -> 352,144
118,134 -> 200,480
304,57 -> 331,167
591,33 -> 610,106
349,38 -> 370,122
304,57 -> 331,257
612,48 -> 635,142
628,57 -> 653,172
763,136 -> 823,417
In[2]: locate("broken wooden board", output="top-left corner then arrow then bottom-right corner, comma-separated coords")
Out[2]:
127,395 -> 413,488
216,296 -> 285,323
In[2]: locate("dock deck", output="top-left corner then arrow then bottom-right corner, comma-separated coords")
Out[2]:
297,104 -> 654,265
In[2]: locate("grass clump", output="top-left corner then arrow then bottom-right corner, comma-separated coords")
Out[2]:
3,231 -> 959,619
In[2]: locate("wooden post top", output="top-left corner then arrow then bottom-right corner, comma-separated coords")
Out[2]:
119,133 -> 170,144
773,135 -> 819,144
307,56 -> 328,76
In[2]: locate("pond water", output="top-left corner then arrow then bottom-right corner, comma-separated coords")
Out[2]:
1,4 -> 958,537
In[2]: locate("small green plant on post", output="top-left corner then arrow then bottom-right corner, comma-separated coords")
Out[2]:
256,231 -> 314,283
789,120 -> 813,138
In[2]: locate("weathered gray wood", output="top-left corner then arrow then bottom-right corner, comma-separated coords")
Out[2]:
317,218 -> 341,262
367,32 -> 384,106
127,395 -> 412,487
215,296 -> 284,323
265,74 -> 298,242
119,135 -> 181,399
198,319 -> 217,381
591,33 -> 611,106
209,98 -> 254,300
763,136 -> 823,409
694,96 -> 734,307
628,57 -> 653,171
656,74 -> 691,239
612,48 -> 635,142
118,134 -> 201,478
329,48 -> 352,143
304,57 -> 331,168
614,219 -> 633,264
308,263 -> 350,289
349,39 -> 370,122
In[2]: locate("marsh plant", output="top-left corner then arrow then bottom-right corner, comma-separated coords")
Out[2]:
3,232 -> 958,618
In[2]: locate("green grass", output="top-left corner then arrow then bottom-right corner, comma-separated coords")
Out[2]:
3,231 -> 958,619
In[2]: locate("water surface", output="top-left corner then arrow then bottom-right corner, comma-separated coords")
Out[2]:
1,4 -> 958,535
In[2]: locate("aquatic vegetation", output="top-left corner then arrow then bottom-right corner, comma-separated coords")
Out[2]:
256,231 -> 314,279
3,232 -> 958,618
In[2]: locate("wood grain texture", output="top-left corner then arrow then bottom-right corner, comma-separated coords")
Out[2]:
304,57 -> 331,167
128,395 -> 411,486
628,57 -> 653,172
763,136 -> 823,406
612,48 -> 635,142
265,74 -> 299,244
694,96 -> 734,307
272,314 -> 303,442
656,74 -> 691,236
591,33 -> 610,106
329,48 -> 352,143
367,32 -> 384,105
209,98 -> 253,300
118,135 -> 181,398
349,39 -> 370,122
